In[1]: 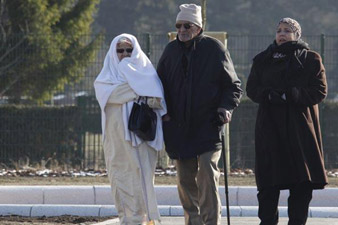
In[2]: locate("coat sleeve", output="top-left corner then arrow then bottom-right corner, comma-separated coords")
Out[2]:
246,60 -> 271,104
157,47 -> 171,114
106,83 -> 137,105
157,52 -> 166,87
286,52 -> 327,106
218,49 -> 243,111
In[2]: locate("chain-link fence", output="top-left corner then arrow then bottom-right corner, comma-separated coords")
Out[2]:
1,33 -> 338,170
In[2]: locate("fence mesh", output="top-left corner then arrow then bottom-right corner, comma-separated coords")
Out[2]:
1,33 -> 338,170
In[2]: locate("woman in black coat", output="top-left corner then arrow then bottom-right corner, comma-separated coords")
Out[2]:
246,18 -> 328,225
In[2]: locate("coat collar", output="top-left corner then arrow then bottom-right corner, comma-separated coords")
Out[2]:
176,30 -> 204,50
254,39 -> 309,67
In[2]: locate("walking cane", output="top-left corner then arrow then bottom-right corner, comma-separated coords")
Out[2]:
221,124 -> 231,225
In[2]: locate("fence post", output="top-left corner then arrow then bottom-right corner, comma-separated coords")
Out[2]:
320,33 -> 325,64
319,33 -> 325,151
145,33 -> 151,58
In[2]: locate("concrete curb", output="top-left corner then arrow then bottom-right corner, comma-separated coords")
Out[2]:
1,185 -> 338,207
1,186 -> 338,218
1,205 -> 338,218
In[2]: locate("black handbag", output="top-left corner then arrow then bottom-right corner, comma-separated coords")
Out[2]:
128,97 -> 157,141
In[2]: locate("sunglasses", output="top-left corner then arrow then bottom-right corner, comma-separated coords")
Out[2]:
116,48 -> 133,53
175,23 -> 194,29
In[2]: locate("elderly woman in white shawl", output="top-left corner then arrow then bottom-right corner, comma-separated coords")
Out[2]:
94,33 -> 166,225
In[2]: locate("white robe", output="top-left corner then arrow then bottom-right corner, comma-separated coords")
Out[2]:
104,84 -> 160,224
94,34 -> 167,224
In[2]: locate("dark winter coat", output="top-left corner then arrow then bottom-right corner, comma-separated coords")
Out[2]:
157,32 -> 242,159
246,40 -> 328,190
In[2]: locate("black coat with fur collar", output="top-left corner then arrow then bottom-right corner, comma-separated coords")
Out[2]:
157,32 -> 242,159
246,40 -> 328,190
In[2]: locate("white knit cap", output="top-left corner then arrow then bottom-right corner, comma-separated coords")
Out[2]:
176,4 -> 202,28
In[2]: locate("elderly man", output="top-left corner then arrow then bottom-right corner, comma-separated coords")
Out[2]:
157,4 -> 242,225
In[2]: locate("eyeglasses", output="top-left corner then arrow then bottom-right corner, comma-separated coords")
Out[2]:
116,48 -> 133,53
175,23 -> 194,29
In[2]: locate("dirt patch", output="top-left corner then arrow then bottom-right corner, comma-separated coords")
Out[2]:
0,215 -> 112,225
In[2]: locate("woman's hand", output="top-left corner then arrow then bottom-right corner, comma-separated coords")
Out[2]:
162,114 -> 171,122
147,97 -> 162,109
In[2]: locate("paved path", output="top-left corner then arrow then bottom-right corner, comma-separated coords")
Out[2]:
94,217 -> 338,225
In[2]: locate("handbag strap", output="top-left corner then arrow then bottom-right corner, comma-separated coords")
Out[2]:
137,96 -> 148,104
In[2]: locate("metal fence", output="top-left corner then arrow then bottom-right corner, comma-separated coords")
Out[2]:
1,33 -> 338,170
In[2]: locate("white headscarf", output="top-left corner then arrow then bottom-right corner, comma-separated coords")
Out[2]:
94,33 -> 166,151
